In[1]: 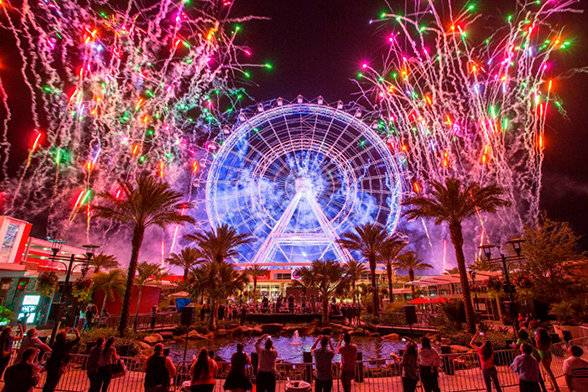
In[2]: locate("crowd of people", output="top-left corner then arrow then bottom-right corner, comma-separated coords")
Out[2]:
1,325 -> 588,392
197,298 -> 362,327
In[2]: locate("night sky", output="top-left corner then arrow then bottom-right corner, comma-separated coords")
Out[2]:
1,0 -> 588,245
230,0 -> 588,247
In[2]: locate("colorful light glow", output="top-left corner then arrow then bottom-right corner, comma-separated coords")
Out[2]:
361,0 -> 575,235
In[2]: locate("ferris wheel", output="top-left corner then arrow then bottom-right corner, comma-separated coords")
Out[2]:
205,99 -> 403,265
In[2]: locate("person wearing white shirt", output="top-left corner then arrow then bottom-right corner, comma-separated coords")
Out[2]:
564,345 -> 588,392
418,337 -> 441,392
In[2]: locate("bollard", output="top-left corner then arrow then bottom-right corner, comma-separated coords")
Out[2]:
251,352 -> 259,376
440,345 -> 454,376
355,352 -> 364,382
303,351 -> 313,383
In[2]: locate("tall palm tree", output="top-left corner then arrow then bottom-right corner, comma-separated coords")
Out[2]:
343,260 -> 367,304
196,261 -> 249,330
403,177 -> 510,332
337,223 -> 389,317
295,260 -> 348,325
185,223 -> 252,264
92,253 -> 119,273
379,235 -> 406,303
93,175 -> 194,336
245,265 -> 269,302
133,261 -> 167,331
166,247 -> 202,282
393,251 -> 433,298
92,269 -> 125,316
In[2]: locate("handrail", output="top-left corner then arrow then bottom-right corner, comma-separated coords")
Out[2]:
3,344 -> 570,392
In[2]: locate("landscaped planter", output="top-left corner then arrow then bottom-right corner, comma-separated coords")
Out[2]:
553,324 -> 586,340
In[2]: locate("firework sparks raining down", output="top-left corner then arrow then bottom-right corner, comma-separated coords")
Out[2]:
0,0 -> 256,235
360,0 -> 578,237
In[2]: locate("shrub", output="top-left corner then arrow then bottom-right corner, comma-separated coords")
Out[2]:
438,300 -> 466,328
79,327 -> 147,356
383,301 -> 408,313
0,306 -> 14,325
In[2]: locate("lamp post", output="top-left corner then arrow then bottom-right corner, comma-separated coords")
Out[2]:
48,243 -> 98,345
479,238 -> 525,339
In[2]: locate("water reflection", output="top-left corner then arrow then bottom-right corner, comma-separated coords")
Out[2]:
168,335 -> 405,363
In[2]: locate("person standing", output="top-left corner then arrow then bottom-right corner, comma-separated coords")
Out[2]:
0,327 -> 19,380
42,328 -> 81,392
418,337 -> 441,392
144,343 -> 176,392
2,347 -> 40,392
95,337 -> 118,392
337,332 -> 358,392
311,336 -> 335,392
535,328 -> 561,392
511,343 -> 542,392
16,329 -> 51,363
564,345 -> 588,392
255,334 -> 278,392
87,338 -> 104,392
400,340 -> 419,392
471,333 -> 502,392
190,348 -> 218,392
224,343 -> 252,392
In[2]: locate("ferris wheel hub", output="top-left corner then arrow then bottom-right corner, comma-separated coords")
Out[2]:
294,177 -> 314,194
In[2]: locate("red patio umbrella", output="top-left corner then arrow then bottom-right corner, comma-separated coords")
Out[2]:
430,297 -> 450,303
408,297 -> 431,304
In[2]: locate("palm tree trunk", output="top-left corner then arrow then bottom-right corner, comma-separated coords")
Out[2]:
209,300 -> 217,330
133,286 -> 143,331
409,269 -> 415,298
369,255 -> 379,317
352,280 -> 357,304
183,268 -> 189,283
449,222 -> 476,333
322,293 -> 329,325
387,263 -> 394,303
253,276 -> 257,303
101,292 -> 108,316
118,226 -> 144,337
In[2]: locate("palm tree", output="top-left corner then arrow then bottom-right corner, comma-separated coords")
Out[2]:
403,177 -> 510,332
185,223 -> 252,264
295,260 -> 348,325
343,260 -> 367,304
196,261 -> 249,330
470,257 -> 501,272
92,269 -> 125,315
92,253 -> 119,273
379,235 -> 406,304
337,223 -> 389,317
393,251 -> 433,298
133,261 -> 167,331
166,247 -> 202,282
245,265 -> 269,302
93,175 -> 194,336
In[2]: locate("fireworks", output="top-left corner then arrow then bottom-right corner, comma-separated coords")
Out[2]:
0,0 -> 260,237
359,0 -> 578,239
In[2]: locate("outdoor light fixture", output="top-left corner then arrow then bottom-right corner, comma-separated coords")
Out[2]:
277,97 -> 283,106
506,238 -> 524,258
479,244 -> 495,261
317,96 -> 324,105
49,238 -> 65,258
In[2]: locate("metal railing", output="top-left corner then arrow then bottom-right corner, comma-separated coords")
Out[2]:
0,342 -> 570,392
96,312 -> 180,331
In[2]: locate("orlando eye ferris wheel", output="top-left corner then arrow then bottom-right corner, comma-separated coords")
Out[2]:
205,97 -> 404,267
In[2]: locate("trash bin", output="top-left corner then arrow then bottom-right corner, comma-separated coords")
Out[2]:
285,381 -> 311,392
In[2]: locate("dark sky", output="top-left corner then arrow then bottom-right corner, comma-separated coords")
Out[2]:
1,0 -> 588,245
230,0 -> 588,247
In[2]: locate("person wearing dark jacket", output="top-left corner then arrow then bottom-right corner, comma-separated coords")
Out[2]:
87,338 -> 105,392
42,328 -> 81,392
144,343 -> 176,392
2,347 -> 40,392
